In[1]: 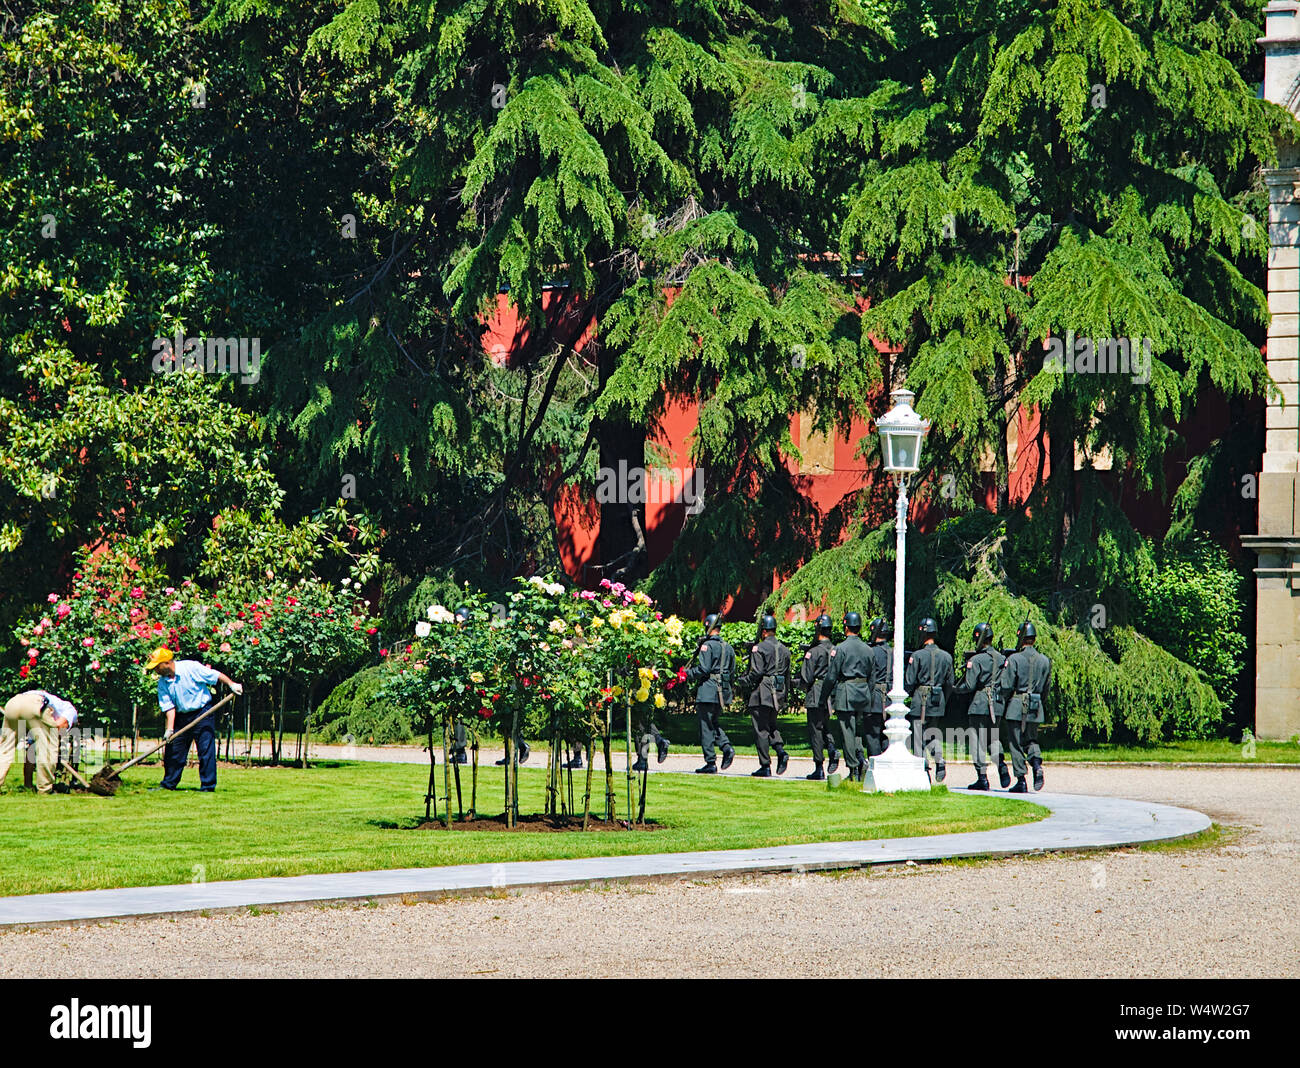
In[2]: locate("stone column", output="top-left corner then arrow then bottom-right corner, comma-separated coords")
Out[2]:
1246,2 -> 1300,739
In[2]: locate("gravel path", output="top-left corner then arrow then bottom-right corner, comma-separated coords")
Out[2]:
2,765 -> 1295,978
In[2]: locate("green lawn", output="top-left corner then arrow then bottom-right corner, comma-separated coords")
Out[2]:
0,762 -> 1040,897
1039,738 -> 1300,763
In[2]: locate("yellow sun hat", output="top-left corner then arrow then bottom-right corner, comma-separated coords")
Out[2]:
143,646 -> 175,671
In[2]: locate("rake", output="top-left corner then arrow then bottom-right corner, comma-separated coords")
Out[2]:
88,692 -> 236,796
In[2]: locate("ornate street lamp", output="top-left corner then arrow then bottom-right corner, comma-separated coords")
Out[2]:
865,388 -> 932,793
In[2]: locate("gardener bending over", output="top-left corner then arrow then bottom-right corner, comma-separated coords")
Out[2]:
144,646 -> 242,792
0,690 -> 79,794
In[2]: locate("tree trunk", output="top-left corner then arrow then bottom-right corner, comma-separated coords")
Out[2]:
442,714 -> 453,829
582,731 -> 595,830
425,726 -> 437,823
624,698 -> 633,829
470,726 -> 478,819
1047,379 -> 1077,591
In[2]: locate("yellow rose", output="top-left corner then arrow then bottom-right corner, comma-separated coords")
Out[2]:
611,685 -> 623,697
635,687 -> 651,703
654,693 -> 666,709
591,616 -> 604,628
470,671 -> 484,684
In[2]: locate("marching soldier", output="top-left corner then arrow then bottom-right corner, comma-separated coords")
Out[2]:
824,612 -> 874,782
686,613 -> 736,773
955,622 -> 1006,790
798,614 -> 839,780
904,618 -> 954,782
998,621 -> 1052,792
864,616 -> 892,760
740,615 -> 791,777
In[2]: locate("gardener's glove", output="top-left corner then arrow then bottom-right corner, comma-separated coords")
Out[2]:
162,729 -> 174,743
229,682 -> 243,696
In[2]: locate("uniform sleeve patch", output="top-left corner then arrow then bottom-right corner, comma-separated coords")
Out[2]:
829,649 -> 836,657
804,651 -> 812,659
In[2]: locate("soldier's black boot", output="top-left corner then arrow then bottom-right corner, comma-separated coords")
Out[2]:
751,765 -> 772,778
1031,756 -> 1044,791
966,774 -> 990,791
656,735 -> 669,764
631,757 -> 648,773
997,759 -> 1011,789
518,741 -> 530,764
934,762 -> 946,783
827,752 -> 839,775
720,746 -> 735,771
695,761 -> 717,774
776,748 -> 789,776
563,752 -> 583,769
453,748 -> 468,764
1008,776 -> 1028,793
806,764 -> 825,781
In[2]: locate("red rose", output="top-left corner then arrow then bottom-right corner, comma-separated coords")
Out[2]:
19,664 -> 29,679
366,627 -> 378,635
379,648 -> 389,657
197,641 -> 209,651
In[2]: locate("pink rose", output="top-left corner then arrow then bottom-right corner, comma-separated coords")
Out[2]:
82,637 -> 94,648
27,648 -> 38,660
130,587 -> 144,599
169,601 -> 183,612
219,642 -> 232,652
47,593 -> 58,603
89,660 -> 100,670
165,587 -> 176,595
40,617 -> 52,628
56,603 -> 70,619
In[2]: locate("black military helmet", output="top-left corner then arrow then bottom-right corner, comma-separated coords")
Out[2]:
972,622 -> 993,648
815,613 -> 833,635
843,611 -> 862,631
703,612 -> 722,631
454,606 -> 471,623
1017,620 -> 1037,645
867,616 -> 887,643
918,617 -> 939,638
759,614 -> 777,633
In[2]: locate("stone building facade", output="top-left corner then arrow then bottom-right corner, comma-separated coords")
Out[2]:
1250,1 -> 1300,738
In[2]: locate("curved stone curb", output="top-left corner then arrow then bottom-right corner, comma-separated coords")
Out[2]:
0,789 -> 1210,930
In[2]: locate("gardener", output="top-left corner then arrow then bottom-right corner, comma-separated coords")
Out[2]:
144,646 -> 242,792
0,689 -> 79,794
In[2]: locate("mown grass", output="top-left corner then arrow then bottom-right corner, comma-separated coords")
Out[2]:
1039,738 -> 1300,763
0,761 -> 1040,896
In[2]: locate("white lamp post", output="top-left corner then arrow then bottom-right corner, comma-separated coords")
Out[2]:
864,388 -> 932,793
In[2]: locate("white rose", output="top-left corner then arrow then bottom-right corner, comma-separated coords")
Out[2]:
546,582 -> 565,596
415,621 -> 432,638
427,604 -> 441,621
528,575 -> 546,587
548,618 -> 566,633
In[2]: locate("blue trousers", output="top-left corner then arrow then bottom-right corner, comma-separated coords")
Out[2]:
161,706 -> 217,791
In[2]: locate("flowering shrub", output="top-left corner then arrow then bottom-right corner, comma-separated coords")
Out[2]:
7,554 -> 375,724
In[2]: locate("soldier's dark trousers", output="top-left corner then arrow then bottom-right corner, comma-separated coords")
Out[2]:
907,715 -> 945,771
1000,718 -> 1040,778
751,706 -> 784,770
836,713 -> 864,771
161,705 -> 217,791
453,716 -> 467,750
697,702 -> 731,764
862,712 -> 885,757
968,714 -> 996,772
805,705 -> 838,765
636,721 -> 665,763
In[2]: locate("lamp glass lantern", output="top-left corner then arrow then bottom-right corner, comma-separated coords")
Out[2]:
876,388 -> 929,474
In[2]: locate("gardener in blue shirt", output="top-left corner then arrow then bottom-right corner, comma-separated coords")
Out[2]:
144,646 -> 242,792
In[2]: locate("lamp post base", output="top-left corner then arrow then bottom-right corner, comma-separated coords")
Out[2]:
863,707 -> 931,793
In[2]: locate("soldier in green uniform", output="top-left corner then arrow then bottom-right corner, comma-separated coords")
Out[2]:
955,622 -> 1006,790
740,615 -> 792,777
998,621 -> 1052,792
864,616 -> 892,760
824,612 -> 874,782
685,613 -> 736,774
904,618 -> 954,782
797,614 -> 839,781
631,714 -> 670,772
